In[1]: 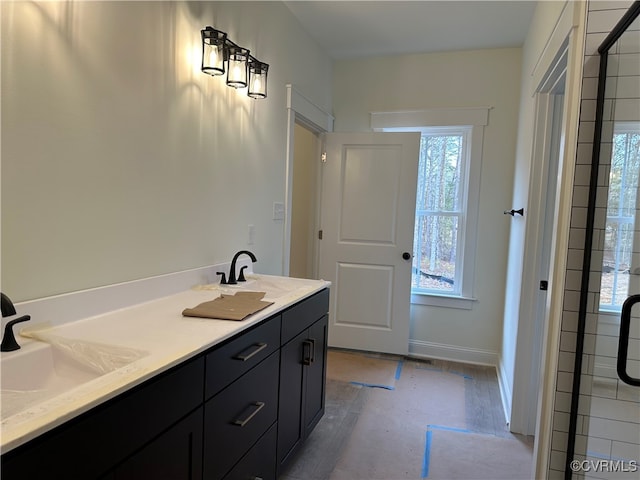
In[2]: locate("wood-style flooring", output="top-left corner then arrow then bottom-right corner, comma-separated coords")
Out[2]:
279,349 -> 534,480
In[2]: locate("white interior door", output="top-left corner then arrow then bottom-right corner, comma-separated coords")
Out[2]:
318,132 -> 420,355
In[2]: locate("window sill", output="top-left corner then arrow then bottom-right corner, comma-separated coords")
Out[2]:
411,292 -> 477,310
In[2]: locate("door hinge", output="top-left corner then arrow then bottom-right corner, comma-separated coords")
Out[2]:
321,152 -> 327,163
318,229 -> 323,240
539,280 -> 548,291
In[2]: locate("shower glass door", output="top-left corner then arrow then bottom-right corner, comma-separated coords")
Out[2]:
569,5 -> 640,478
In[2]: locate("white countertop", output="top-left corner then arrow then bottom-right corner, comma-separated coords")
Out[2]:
0,274 -> 329,453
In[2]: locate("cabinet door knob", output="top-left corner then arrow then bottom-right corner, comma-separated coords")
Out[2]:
402,252 -> 412,260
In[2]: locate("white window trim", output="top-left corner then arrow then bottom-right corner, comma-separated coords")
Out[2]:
371,107 -> 489,309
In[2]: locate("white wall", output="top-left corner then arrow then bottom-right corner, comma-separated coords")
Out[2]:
1,1 -> 332,302
501,0 -> 574,429
332,48 -> 522,362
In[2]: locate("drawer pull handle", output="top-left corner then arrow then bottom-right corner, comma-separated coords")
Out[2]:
309,338 -> 316,364
233,401 -> 265,427
234,342 -> 267,361
302,339 -> 315,366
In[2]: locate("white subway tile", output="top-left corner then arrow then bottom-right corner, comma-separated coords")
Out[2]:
584,54 -> 601,78
559,351 -> 576,374
588,9 -> 627,34
575,164 -> 594,185
588,416 -> 639,443
582,99 -> 599,121
578,142 -> 595,165
586,32 -> 609,55
570,228 -> 587,249
614,77 -> 640,99
618,382 -> 640,402
584,77 -> 600,100
561,331 -> 578,352
613,98 -> 640,122
590,396 -> 640,423
588,2 -> 633,13
611,440 -> 640,463
558,371 -> 575,392
550,450 -> 567,472
618,30 -> 640,54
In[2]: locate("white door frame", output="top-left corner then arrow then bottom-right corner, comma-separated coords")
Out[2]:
283,84 -> 334,276
511,60 -> 567,436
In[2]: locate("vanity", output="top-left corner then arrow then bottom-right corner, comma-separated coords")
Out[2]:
0,273 -> 329,480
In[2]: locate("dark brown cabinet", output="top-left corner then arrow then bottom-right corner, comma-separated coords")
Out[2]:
0,288 -> 329,480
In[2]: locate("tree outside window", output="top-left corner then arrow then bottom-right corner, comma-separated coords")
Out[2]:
600,123 -> 640,311
412,127 -> 470,296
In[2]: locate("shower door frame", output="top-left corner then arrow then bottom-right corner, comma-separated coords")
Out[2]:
565,2 -> 640,478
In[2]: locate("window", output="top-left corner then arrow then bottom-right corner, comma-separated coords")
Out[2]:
599,122 -> 640,312
413,127 -> 470,296
371,107 -> 487,309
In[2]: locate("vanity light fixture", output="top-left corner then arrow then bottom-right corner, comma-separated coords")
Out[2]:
200,26 -> 269,99
247,58 -> 269,99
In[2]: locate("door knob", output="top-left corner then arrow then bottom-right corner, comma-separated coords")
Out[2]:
402,252 -> 412,260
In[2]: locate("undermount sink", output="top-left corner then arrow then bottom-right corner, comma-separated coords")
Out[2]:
212,275 -> 312,300
1,338 -> 146,420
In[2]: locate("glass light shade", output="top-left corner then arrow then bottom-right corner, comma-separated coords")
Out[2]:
201,27 -> 226,76
247,60 -> 269,99
226,45 -> 249,89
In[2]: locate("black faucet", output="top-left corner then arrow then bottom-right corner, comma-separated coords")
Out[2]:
226,250 -> 257,285
1,293 -> 31,352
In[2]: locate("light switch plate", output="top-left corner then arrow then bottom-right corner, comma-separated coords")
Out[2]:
273,202 -> 285,220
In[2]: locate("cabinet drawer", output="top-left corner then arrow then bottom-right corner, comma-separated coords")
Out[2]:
205,315 -> 281,399
281,289 -> 329,344
223,423 -> 277,480
203,351 -> 279,480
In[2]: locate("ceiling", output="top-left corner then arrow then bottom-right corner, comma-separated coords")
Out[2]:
284,1 -> 537,59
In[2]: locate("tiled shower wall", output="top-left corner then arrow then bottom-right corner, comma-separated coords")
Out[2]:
548,1 -> 638,478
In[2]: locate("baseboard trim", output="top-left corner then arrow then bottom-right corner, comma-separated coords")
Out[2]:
408,339 -> 498,366
408,340 -> 511,424
497,358 -> 513,425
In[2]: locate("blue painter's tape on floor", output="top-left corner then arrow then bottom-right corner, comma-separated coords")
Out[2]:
395,360 -> 404,380
427,424 -> 473,434
422,429 -> 433,478
349,381 -> 395,390
422,425 -> 475,477
449,370 -> 473,380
